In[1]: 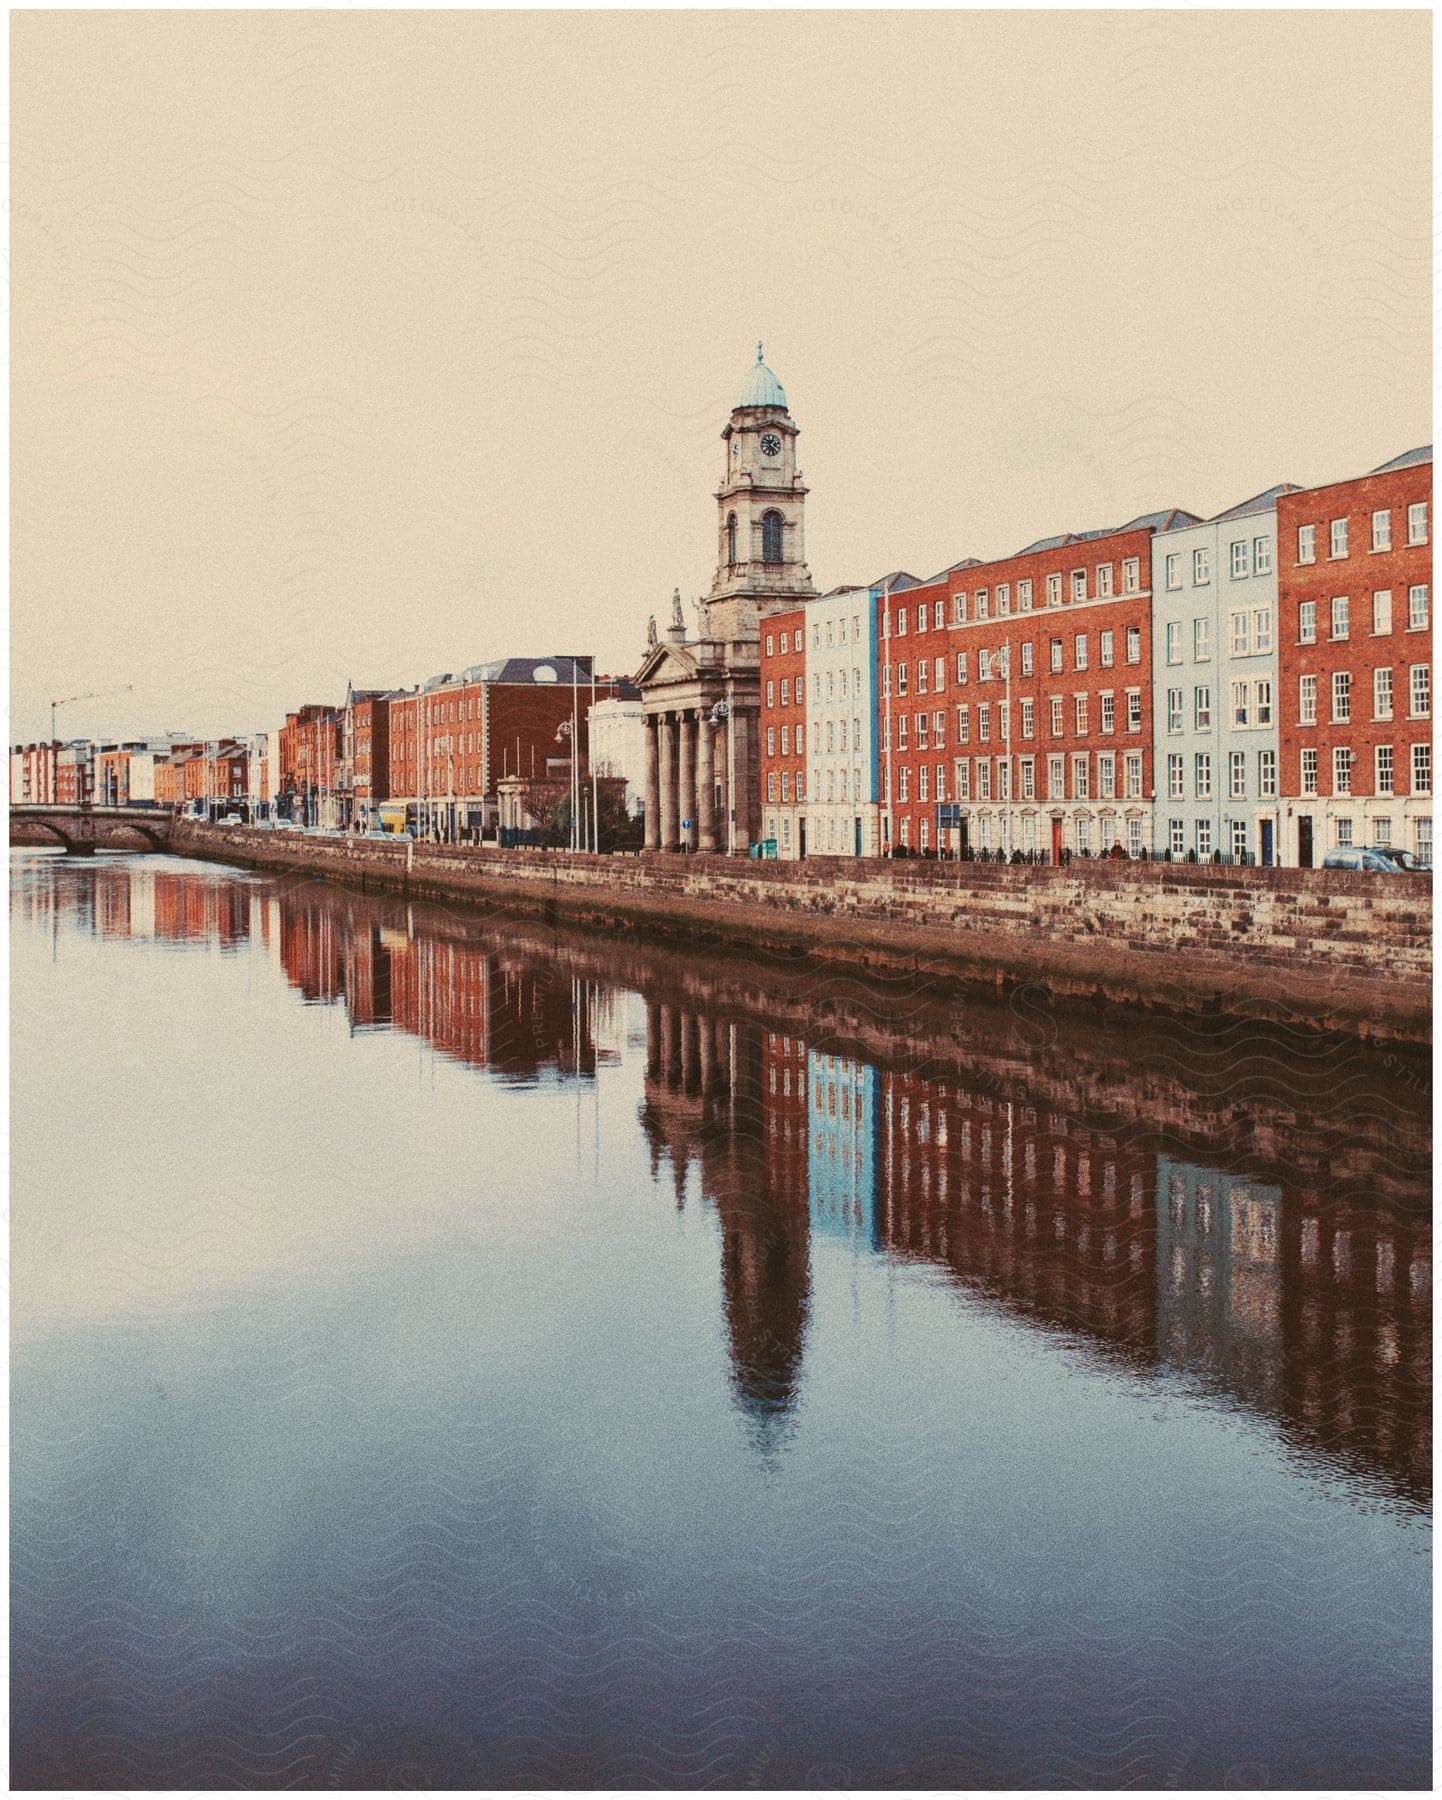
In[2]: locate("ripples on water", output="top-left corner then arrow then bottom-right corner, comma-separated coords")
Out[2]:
10,850 -> 1432,1789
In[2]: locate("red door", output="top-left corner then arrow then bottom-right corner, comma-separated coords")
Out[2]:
1051,819 -> 1064,864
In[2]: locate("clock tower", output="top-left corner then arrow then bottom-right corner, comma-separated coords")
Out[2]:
706,343 -> 817,643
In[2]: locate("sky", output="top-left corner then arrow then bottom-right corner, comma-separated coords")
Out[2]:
11,10 -> 1432,745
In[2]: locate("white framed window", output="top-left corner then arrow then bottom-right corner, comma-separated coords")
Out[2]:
956,705 -> 969,743
1299,674 -> 1317,725
1096,563 -> 1114,598
1167,753 -> 1184,799
934,599 -> 944,630
1297,523 -> 1316,564
1165,620 -> 1183,664
1073,753 -> 1090,799
1196,818 -> 1212,858
1193,547 -> 1211,585
1409,585 -> 1429,630
1372,590 -> 1393,635
1253,608 -> 1273,652
1195,751 -> 1212,798
1301,748 -> 1318,795
978,705 -> 991,744
1165,553 -> 1182,591
955,760 -> 970,800
1075,634 -> 1089,671
1020,642 -> 1034,676
1193,617 -> 1211,661
1230,540 -> 1249,579
1071,569 -> 1087,601
1195,685 -> 1211,729
1372,509 -> 1391,552
1335,816 -> 1353,847
1229,750 -> 1246,799
1298,601 -> 1316,644
1231,679 -> 1249,727
1167,687 -> 1184,732
1100,629 -> 1114,668
897,608 -> 907,636
1018,579 -> 1033,611
977,649 -> 991,683
1047,572 -> 1063,606
1333,747 -> 1352,795
974,590 -> 988,620
1074,695 -> 1088,734
1100,692 -> 1115,733
1375,744 -> 1394,795
1050,696 -> 1063,736
1374,666 -> 1393,719
1049,637 -> 1063,674
1099,753 -> 1116,798
955,650 -> 968,684
996,584 -> 1011,615
1231,819 -> 1248,861
1169,818 -> 1185,857
1122,557 -> 1140,594
1259,748 -> 1277,798
1373,815 -> 1391,847
1047,754 -> 1064,800
1126,689 -> 1142,731
1332,670 -> 1351,722
766,726 -> 776,756
1229,610 -> 1250,656
1020,756 -> 1035,800
1330,517 -> 1348,559
1409,663 -> 1430,718
766,680 -> 775,706
1125,752 -> 1143,798
1126,626 -> 1141,664
764,634 -> 774,657
1255,679 -> 1273,725
1411,742 -> 1431,795
1020,698 -> 1034,738
935,762 -> 946,801
953,592 -> 967,624
918,765 -> 929,802
976,760 -> 991,801
1254,536 -> 1272,576
1407,501 -> 1428,546
1331,595 -> 1349,640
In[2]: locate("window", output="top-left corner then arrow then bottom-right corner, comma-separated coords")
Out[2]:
897,608 -> 907,636
1231,819 -> 1248,861
1371,590 -> 1393,636
1409,663 -> 1430,717
978,649 -> 992,683
1299,674 -> 1317,725
1255,680 -> 1273,725
1230,540 -> 1250,579
1020,641 -> 1034,677
897,663 -> 908,696
1193,547 -> 1211,585
1096,563 -> 1113,597
1100,629 -> 1114,668
1259,749 -> 1277,798
1166,620 -> 1183,664
1165,553 -> 1182,591
1331,595 -> 1349,640
1409,585 -> 1429,630
1332,671 -> 1351,722
953,592 -> 967,624
1297,524 -> 1315,564
1071,569 -> 1087,601
1049,637 -> 1063,673
1419,816 -> 1434,856
915,713 -> 928,750
1335,817 -> 1353,847
955,760 -> 970,800
1408,501 -> 1428,545
918,765 -> 929,802
766,680 -> 775,707
1167,687 -> 1184,732
1411,742 -> 1431,795
1099,753 -> 1116,798
1122,557 -> 1140,594
898,767 -> 909,801
766,726 -> 775,756
934,709 -> 945,748
1195,685 -> 1212,730
934,599 -> 944,630
1168,753 -> 1184,798
1376,744 -> 1394,795
917,602 -> 928,633
978,705 -> 991,743
1126,689 -> 1142,731
976,761 -> 991,801
1229,750 -> 1246,799
917,660 -> 929,694
1125,753 -> 1143,798
1074,695 -> 1088,734
1301,748 -> 1318,795
764,633 -> 774,657
1050,697 -> 1063,736
762,510 -> 784,562
1229,611 -> 1250,655
1020,699 -> 1034,738
1372,815 -> 1391,847
1126,626 -> 1141,664
1018,579 -> 1033,611
956,651 -> 968,684
1100,692 -> 1115,733
766,771 -> 776,802
935,763 -> 946,801
897,716 -> 908,750
1374,666 -> 1393,719
1254,536 -> 1272,576
1333,747 -> 1352,794
1231,680 -> 1249,727
1021,756 -> 1036,799
1330,517 -> 1348,559
1047,573 -> 1062,606
1298,601 -> 1316,644
1170,818 -> 1185,857
1195,818 -> 1212,859
1073,753 -> 1090,799
1195,752 -> 1212,798
934,657 -> 945,693
996,584 -> 1011,615
957,705 -> 969,743
1047,755 -> 1064,800
1193,617 -> 1211,662
1253,608 -> 1273,652
1372,509 -> 1391,552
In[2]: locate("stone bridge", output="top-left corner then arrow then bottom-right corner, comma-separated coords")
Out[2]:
9,804 -> 176,855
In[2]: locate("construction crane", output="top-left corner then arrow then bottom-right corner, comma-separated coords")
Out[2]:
50,684 -> 134,743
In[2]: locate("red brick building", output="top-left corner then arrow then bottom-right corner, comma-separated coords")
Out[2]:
10,742 -> 56,805
347,691 -> 391,827
759,607 -> 808,856
879,511 -> 1195,860
277,705 -> 342,826
55,743 -> 94,805
1276,448 -> 1432,865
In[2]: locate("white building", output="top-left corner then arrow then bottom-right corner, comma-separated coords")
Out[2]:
587,694 -> 646,816
803,586 -> 883,856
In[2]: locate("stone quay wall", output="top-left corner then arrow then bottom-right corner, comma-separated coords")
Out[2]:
167,821 -> 1431,1042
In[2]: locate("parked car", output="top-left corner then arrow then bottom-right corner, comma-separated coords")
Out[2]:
1369,846 -> 1432,873
1321,846 -> 1397,872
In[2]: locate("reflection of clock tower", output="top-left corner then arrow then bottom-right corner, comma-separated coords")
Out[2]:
705,344 -> 817,643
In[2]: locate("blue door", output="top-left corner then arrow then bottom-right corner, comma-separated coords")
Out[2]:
1260,819 -> 1274,867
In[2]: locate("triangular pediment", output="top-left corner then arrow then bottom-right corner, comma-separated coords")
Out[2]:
636,641 -> 699,686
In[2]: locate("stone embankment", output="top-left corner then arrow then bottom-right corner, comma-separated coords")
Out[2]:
158,820 -> 1433,1043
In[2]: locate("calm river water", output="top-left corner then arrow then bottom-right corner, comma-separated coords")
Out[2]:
10,849 -> 1432,1790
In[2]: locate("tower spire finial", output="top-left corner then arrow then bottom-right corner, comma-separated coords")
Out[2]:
757,339 -> 764,363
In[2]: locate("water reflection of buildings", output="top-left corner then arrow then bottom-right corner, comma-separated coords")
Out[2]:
21,855 -> 1430,1505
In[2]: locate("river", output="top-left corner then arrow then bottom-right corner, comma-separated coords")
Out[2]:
10,848 -> 1432,1790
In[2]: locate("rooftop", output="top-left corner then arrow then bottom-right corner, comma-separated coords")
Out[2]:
736,342 -> 787,410
1371,445 -> 1433,474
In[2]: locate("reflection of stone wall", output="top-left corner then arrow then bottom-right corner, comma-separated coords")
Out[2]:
172,819 -> 1431,1041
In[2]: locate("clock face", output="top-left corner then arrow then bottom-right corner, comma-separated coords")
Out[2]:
759,432 -> 782,458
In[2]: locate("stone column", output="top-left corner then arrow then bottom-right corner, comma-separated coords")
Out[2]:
678,711 -> 696,851
697,710 -> 717,852
731,704 -> 753,855
746,707 -> 762,850
643,714 -> 660,851
658,713 -> 678,850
